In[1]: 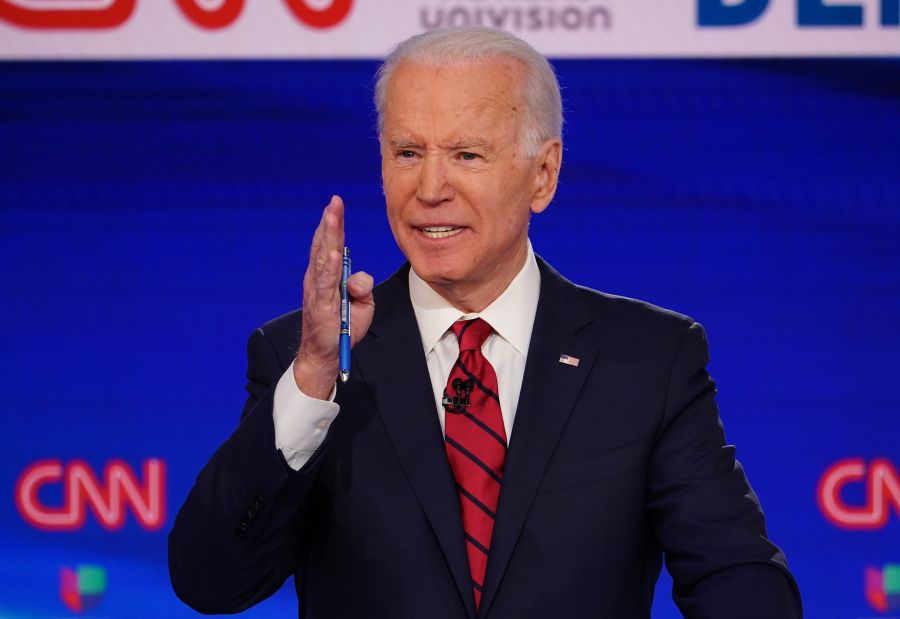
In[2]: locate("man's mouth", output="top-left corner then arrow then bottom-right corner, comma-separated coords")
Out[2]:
420,226 -> 464,239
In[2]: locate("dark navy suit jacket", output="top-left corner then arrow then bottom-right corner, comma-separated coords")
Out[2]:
169,257 -> 802,618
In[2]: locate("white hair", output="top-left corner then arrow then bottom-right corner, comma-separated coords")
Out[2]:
374,27 -> 563,157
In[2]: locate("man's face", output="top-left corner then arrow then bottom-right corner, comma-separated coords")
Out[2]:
380,59 -> 560,311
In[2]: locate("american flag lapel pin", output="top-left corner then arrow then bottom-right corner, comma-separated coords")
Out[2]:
558,354 -> 580,367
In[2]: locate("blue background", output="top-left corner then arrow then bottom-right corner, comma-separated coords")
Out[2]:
1,59 -> 899,617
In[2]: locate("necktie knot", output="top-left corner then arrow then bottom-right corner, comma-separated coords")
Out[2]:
451,318 -> 493,352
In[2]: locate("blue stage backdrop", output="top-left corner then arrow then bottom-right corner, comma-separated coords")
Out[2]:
1,59 -> 899,618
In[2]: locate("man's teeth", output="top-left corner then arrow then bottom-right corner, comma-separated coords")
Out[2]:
421,226 -> 463,239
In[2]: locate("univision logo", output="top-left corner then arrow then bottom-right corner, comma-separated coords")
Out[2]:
60,565 -> 106,614
866,564 -> 900,613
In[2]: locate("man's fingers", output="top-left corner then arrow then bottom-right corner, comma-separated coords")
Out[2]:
348,271 -> 376,346
314,247 -> 342,295
321,196 -> 344,248
316,211 -> 334,273
309,195 -> 344,265
329,194 -> 345,225
347,272 -> 374,303
316,197 -> 346,271
347,271 -> 375,334
308,204 -> 327,264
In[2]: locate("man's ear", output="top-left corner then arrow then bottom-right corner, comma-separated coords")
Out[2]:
530,138 -> 562,214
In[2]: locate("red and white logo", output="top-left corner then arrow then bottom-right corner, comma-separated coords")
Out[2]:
817,458 -> 900,530
175,0 -> 245,30
284,0 -> 353,29
15,459 -> 166,531
0,0 -> 353,29
0,0 -> 135,29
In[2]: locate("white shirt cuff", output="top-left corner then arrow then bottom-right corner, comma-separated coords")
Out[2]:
273,360 -> 340,471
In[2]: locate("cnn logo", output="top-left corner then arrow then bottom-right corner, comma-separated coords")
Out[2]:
15,459 -> 166,531
817,458 -> 900,530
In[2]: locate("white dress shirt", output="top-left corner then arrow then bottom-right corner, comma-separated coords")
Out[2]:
273,242 -> 541,471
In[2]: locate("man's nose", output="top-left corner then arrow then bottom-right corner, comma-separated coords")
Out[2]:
416,155 -> 454,206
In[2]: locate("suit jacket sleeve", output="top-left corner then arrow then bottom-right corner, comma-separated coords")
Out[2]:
168,321 -> 319,614
647,322 -> 803,618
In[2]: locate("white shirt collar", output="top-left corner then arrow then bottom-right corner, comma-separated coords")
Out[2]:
409,240 -> 541,358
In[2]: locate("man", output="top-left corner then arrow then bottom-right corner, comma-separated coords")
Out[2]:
169,27 -> 802,618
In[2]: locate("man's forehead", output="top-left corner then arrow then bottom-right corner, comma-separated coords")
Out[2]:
383,112 -> 517,150
382,60 -> 523,138
386,58 -> 524,106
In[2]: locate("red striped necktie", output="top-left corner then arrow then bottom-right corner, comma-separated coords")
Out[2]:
443,318 -> 507,610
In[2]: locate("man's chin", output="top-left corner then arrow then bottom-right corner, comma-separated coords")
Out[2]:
413,267 -> 461,288
410,262 -> 470,290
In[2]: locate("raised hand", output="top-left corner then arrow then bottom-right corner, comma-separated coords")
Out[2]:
294,196 -> 375,399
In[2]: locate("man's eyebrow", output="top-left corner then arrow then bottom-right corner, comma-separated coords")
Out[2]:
443,138 -> 495,152
387,137 -> 421,149
386,136 -> 497,152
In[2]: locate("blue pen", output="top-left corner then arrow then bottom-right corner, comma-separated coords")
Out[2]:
339,247 -> 351,383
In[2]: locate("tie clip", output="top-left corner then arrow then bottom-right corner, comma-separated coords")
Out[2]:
558,354 -> 580,367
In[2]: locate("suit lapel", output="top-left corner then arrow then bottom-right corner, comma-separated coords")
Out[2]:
479,257 -> 596,617
352,265 -> 477,619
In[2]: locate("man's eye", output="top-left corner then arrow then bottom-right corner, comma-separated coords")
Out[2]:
459,152 -> 479,161
397,150 -> 416,159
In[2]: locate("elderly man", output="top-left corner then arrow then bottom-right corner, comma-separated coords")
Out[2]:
169,27 -> 802,618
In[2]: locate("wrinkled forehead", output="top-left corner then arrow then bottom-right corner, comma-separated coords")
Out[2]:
381,58 -> 526,142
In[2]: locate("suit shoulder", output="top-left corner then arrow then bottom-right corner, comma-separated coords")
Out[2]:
577,284 -> 695,329
537,255 -> 696,339
563,285 -> 707,371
